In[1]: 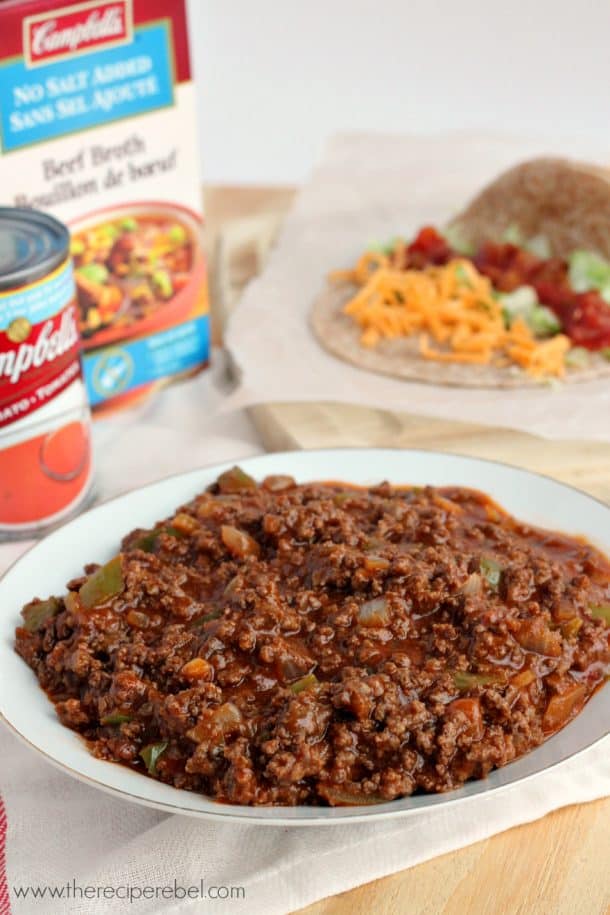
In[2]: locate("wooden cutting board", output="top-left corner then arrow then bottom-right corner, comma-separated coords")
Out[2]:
251,401 -> 610,502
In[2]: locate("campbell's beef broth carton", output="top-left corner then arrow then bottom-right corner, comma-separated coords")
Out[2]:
0,0 -> 209,413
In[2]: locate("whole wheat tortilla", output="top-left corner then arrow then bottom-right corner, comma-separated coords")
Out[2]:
451,157 -> 610,259
311,284 -> 610,389
311,158 -> 610,388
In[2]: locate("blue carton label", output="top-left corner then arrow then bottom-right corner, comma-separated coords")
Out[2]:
0,23 -> 174,152
0,258 -> 74,324
82,314 -> 210,406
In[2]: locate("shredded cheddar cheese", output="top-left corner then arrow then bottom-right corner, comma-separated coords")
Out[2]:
335,254 -> 571,379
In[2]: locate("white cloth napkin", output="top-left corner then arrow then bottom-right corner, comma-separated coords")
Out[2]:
1,357 -> 609,915
2,725 -> 608,915
225,130 -> 610,442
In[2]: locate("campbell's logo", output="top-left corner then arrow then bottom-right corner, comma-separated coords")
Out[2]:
23,0 -> 133,68
0,307 -> 79,387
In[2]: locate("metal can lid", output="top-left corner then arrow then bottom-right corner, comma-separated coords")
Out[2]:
0,207 -> 70,292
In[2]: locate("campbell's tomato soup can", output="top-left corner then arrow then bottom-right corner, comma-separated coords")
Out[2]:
0,208 -> 93,538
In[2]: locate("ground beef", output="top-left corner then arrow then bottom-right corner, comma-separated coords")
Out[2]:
14,469 -> 610,806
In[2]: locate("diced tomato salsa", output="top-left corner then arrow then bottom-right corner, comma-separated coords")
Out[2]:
394,227 -> 610,350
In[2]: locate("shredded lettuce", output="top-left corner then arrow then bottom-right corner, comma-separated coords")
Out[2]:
565,346 -> 590,368
526,234 -> 552,259
501,225 -> 552,258
444,222 -> 475,256
501,224 -> 524,246
367,237 -> 401,255
499,286 -> 561,337
543,376 -> 563,390
499,286 -> 538,316
526,306 -> 561,336
499,225 -> 554,259
568,250 -> 610,303
454,263 -> 473,287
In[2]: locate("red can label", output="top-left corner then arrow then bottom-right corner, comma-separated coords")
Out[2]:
0,259 -> 93,533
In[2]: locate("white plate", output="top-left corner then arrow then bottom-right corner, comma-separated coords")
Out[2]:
1,449 -> 608,825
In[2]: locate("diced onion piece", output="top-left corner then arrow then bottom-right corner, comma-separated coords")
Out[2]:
189,702 -> 243,744
513,618 -> 562,657
357,597 -> 390,627
446,697 -> 484,739
485,504 -> 502,522
262,475 -> 296,492
364,537 -> 386,550
171,512 -> 199,535
510,669 -> 536,689
126,610 -> 149,629
479,557 -> 503,589
460,572 -> 482,596
217,466 -> 257,493
543,684 -> 586,733
195,498 -> 219,519
212,702 -> 242,734
276,655 -> 313,683
553,598 -> 579,621
432,494 -> 462,514
363,554 -> 390,573
223,574 -> 243,597
181,658 -> 214,681
221,525 -> 261,559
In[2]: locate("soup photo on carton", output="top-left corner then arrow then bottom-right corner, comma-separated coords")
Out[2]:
0,0 -> 210,414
